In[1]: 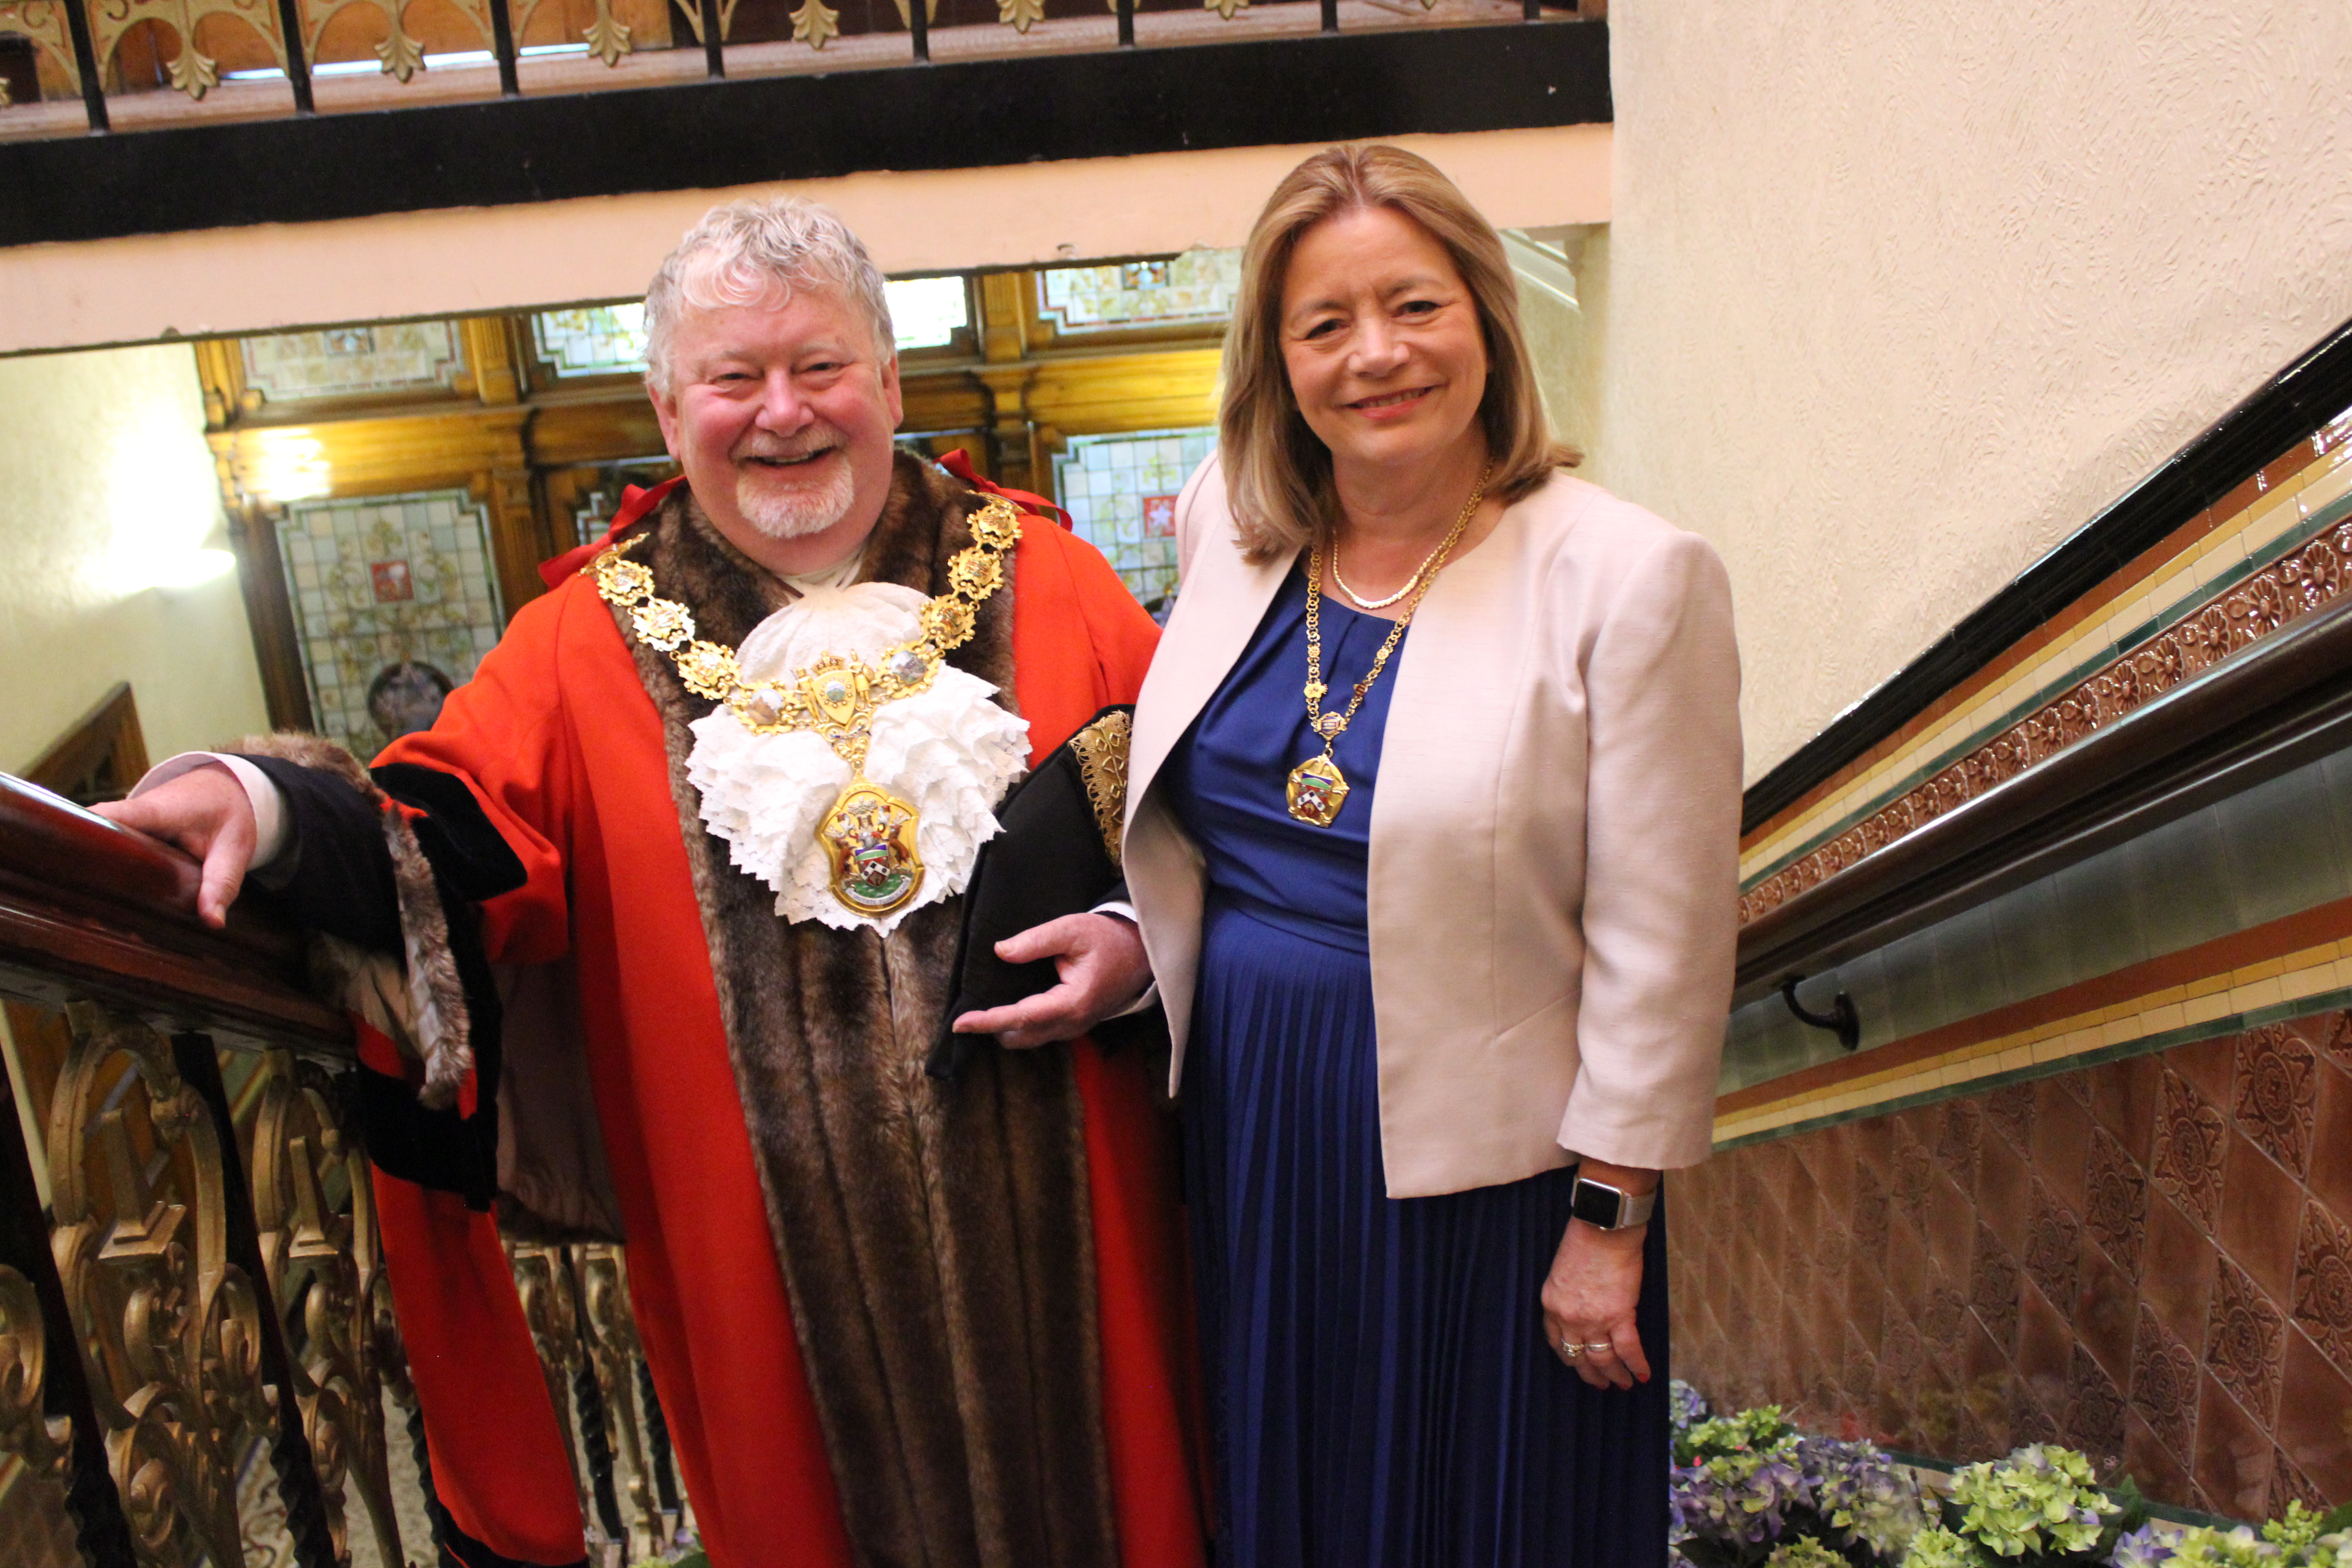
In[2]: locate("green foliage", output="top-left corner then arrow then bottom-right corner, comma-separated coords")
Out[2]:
2270,1505 -> 2331,1552
1770,1539 -> 1860,1568
1904,1526 -> 1992,1568
1938,1445 -> 2122,1564
1679,1405 -> 1801,1467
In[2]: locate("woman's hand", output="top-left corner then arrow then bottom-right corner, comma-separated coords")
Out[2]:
1540,1160 -> 1656,1390
949,912 -> 1153,1049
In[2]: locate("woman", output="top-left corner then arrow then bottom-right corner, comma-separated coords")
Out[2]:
1122,145 -> 1741,1565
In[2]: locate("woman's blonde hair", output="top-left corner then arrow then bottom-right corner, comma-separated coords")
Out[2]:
1219,143 -> 1575,562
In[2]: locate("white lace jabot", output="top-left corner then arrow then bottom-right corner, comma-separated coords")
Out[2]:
684,580 -> 1030,935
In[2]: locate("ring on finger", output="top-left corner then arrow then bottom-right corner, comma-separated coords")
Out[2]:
1582,1341 -> 1615,1355
1559,1339 -> 1583,1359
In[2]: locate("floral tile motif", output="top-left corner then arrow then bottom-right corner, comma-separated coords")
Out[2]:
2130,1305 -> 2200,1464
2235,1024 -> 2321,1178
2153,1069 -> 2230,1230
2292,1199 -> 2352,1376
1971,1224 -> 2021,1351
2064,1346 -> 2130,1472
2022,1181 -> 2083,1314
2084,1128 -> 2150,1279
2204,1256 -> 2287,1422
1935,1098 -> 1984,1188
1986,1083 -> 2038,1152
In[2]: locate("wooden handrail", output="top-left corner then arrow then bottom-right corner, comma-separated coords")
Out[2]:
1733,588 -> 2352,1006
0,771 -> 350,1050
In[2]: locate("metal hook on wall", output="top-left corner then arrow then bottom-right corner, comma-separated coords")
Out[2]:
1779,975 -> 1861,1052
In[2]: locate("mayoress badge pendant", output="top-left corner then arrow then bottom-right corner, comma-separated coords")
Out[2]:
821,778 -> 925,915
1285,755 -> 1350,828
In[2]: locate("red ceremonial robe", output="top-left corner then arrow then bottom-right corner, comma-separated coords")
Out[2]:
368,480 -> 1205,1568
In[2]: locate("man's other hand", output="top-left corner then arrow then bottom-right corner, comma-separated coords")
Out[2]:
92,765 -> 258,930
950,912 -> 1153,1050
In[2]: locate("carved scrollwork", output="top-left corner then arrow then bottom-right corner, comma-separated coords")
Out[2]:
79,0 -> 289,101
250,1048 -> 406,1568
46,1004 -> 261,1568
0,1263 -> 69,1474
509,1240 -> 588,1504
0,0 -> 79,94
578,1244 -> 668,1554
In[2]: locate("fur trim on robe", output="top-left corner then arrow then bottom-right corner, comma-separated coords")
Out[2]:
236,730 -> 475,1111
614,453 -> 1120,1568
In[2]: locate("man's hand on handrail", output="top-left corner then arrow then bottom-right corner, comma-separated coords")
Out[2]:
93,764 -> 257,930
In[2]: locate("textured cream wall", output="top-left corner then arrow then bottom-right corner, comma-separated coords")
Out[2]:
0,343 -> 270,773
1587,2 -> 2352,783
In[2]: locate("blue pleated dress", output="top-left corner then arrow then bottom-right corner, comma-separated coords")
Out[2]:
1164,566 -> 1671,1568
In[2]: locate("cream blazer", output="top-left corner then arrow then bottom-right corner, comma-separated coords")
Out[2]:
1123,459 -> 1742,1198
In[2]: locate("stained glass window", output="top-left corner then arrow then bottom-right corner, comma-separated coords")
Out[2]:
1052,427 -> 1216,612
533,304 -> 652,379
1036,249 -> 1241,333
275,489 -> 506,754
240,321 -> 464,402
532,281 -> 967,377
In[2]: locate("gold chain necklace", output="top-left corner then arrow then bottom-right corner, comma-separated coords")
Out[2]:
1288,465 -> 1490,827
593,493 -> 1023,916
1328,526 -> 1453,611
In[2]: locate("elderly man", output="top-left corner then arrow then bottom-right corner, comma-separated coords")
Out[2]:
102,198 -> 1197,1568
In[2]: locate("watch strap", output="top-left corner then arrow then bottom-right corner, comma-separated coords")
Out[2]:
1569,1174 -> 1657,1230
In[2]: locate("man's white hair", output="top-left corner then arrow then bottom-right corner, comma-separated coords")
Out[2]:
643,195 -> 896,396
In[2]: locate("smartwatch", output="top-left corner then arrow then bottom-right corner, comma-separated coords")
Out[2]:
1568,1173 -> 1656,1231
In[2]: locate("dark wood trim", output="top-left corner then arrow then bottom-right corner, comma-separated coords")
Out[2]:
0,774 -> 349,1049
1733,588 -> 2352,1006
1742,309 -> 2352,836
232,501 -> 318,735
21,681 -> 148,806
0,23 -> 1611,248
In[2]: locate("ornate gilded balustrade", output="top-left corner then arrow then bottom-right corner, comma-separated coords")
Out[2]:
0,0 -> 1565,133
0,770 -> 680,1566
0,770 -> 396,1565
510,1240 -> 683,1563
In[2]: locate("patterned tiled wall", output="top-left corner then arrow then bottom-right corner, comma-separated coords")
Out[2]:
240,322 -> 463,402
274,489 -> 505,755
1672,1007 -> 2352,1519
1053,427 -> 1215,610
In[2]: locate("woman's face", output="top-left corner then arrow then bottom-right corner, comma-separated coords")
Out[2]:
1279,205 -> 1489,482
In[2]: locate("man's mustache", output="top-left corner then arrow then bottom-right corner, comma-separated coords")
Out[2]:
737,431 -> 841,463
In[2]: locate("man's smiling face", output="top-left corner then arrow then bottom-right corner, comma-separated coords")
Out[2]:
650,284 -> 904,569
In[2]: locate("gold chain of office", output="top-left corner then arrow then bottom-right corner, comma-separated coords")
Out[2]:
590,493 -> 1024,916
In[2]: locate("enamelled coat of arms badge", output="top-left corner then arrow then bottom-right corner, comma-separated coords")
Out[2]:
821,780 -> 925,916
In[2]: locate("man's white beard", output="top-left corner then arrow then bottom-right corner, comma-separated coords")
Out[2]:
735,447 -> 857,540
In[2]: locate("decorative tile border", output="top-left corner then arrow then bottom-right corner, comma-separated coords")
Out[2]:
1743,417 -> 2352,889
1739,507 -> 2352,926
